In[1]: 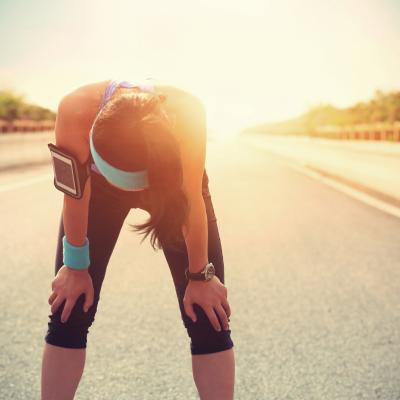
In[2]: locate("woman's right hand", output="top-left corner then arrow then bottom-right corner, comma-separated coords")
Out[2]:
48,265 -> 94,323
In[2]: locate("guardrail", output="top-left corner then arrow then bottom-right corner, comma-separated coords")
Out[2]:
0,119 -> 55,133
313,122 -> 400,141
0,131 -> 54,171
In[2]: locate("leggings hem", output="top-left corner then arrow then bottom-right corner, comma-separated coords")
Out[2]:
190,341 -> 234,355
44,334 -> 88,349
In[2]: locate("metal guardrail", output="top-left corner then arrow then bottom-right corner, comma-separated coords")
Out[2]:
0,119 -> 55,133
313,122 -> 400,141
0,131 -> 54,171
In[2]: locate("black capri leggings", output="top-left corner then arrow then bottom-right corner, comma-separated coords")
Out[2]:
44,168 -> 234,355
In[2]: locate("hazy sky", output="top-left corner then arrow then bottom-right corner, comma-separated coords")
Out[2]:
1,0 -> 399,134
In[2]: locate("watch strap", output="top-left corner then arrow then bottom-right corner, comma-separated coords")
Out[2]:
185,262 -> 215,281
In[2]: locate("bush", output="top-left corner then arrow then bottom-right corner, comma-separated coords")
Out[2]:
243,89 -> 400,135
0,89 -> 56,122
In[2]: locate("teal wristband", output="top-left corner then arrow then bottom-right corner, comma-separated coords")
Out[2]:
62,236 -> 90,270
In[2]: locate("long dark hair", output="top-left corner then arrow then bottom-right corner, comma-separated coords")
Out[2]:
91,90 -> 190,252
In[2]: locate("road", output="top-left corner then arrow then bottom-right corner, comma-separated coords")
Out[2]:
242,134 -> 400,206
0,137 -> 399,399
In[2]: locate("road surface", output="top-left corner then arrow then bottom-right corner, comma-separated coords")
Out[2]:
0,137 -> 399,399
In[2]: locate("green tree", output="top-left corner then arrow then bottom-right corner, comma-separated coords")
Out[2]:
0,89 -> 56,121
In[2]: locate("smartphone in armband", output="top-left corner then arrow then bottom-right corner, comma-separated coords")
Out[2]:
48,143 -> 91,199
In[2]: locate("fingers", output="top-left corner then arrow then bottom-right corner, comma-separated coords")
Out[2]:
183,297 -> 197,323
221,297 -> 231,319
50,295 -> 65,315
204,306 -> 223,332
83,285 -> 94,313
61,298 -> 76,323
215,304 -> 230,331
48,292 -> 57,305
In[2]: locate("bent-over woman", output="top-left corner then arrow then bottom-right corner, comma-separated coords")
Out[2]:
41,78 -> 235,400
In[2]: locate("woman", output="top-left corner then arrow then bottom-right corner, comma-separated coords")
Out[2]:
41,78 -> 235,399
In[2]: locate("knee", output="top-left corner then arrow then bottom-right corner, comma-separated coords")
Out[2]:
185,304 -> 234,355
44,294 -> 99,349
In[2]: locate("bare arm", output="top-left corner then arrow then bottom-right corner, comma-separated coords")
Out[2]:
55,93 -> 92,249
172,93 -> 208,273
172,93 -> 231,331
48,89 -> 99,322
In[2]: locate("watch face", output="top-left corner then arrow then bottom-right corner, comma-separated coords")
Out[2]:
205,264 -> 215,280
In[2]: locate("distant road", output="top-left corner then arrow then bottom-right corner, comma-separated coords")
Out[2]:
1,138 -> 399,399
241,133 -> 400,206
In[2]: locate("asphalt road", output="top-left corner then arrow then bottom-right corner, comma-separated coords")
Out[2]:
0,137 -> 399,399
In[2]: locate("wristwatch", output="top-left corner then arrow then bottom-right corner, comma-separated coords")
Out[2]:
185,262 -> 216,281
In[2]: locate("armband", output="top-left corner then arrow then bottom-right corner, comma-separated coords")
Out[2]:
48,143 -> 91,199
63,236 -> 90,269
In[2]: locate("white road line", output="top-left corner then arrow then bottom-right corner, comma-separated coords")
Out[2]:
288,163 -> 400,219
0,174 -> 52,193
246,140 -> 400,220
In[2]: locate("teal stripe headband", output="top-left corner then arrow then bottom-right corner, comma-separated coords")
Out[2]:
89,128 -> 149,191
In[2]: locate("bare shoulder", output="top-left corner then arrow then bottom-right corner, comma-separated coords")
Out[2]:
154,83 -> 205,114
55,80 -> 110,162
154,83 -> 206,142
58,80 -> 110,125
154,84 -> 207,194
154,83 -> 207,153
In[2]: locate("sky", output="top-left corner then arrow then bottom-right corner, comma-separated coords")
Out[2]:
0,0 -> 399,135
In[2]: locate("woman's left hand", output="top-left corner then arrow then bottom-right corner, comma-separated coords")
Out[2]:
183,275 -> 231,331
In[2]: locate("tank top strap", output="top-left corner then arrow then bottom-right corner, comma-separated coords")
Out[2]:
99,78 -> 156,111
98,80 -> 120,109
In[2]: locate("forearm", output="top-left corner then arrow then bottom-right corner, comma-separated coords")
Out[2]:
62,177 -> 91,247
181,196 -> 209,273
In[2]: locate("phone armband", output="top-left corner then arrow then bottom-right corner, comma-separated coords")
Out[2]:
48,143 -> 91,199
